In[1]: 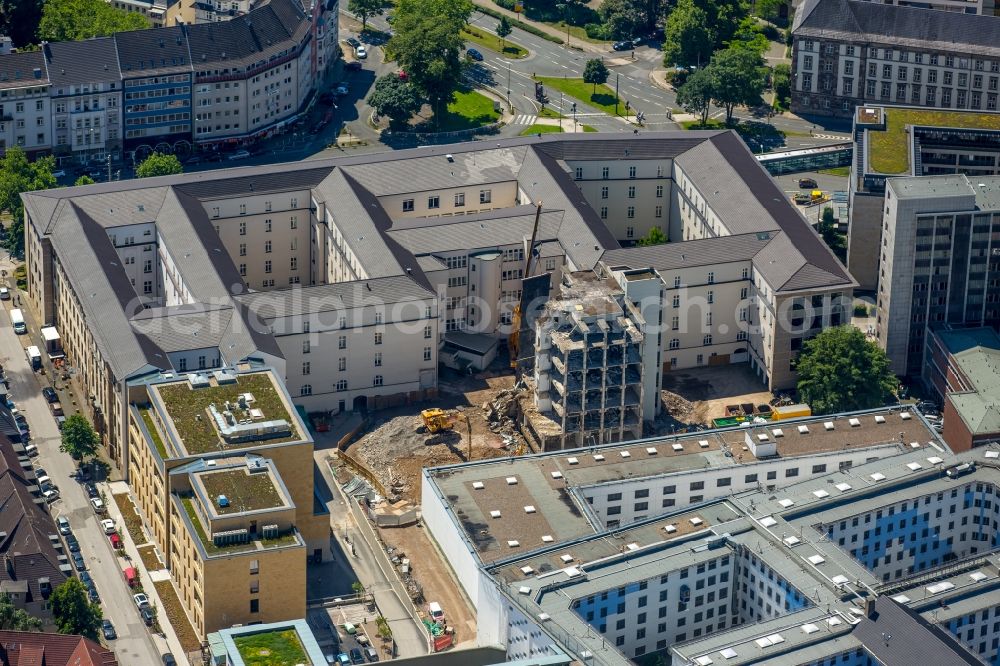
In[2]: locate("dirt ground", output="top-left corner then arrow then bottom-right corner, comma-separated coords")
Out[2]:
377,523 -> 477,646
655,365 -> 777,431
345,371 -> 526,504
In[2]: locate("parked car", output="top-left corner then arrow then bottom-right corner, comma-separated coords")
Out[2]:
66,534 -> 80,552
43,488 -> 60,503
49,401 -> 64,417
346,37 -> 361,48
465,47 -> 483,61
226,149 -> 251,161
141,608 -> 155,626
42,387 -> 58,403
335,84 -> 349,96
350,648 -> 364,664
162,655 -> 176,666
57,516 -> 71,535
78,572 -> 92,587
335,654 -> 351,666
612,40 -> 634,51
356,45 -> 368,59
24,443 -> 38,457
798,177 -> 818,189
133,593 -> 150,609
102,619 -> 117,640
101,519 -> 116,535
345,61 -> 363,71
0,287 -> 9,300
52,170 -> 67,179
55,415 -> 66,430
90,497 -> 105,513
364,647 -> 379,662
72,552 -> 86,570
88,586 -> 101,604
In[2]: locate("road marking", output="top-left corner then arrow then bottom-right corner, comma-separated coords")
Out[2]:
814,133 -> 851,140
511,114 -> 538,125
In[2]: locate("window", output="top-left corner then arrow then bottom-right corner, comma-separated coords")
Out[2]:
656,185 -> 663,198
374,332 -> 383,345
707,290 -> 714,304
601,186 -> 609,199
338,336 -> 347,349
143,280 -> 152,294
336,380 -> 348,392
239,243 -> 247,256
264,240 -> 272,254
374,352 -> 382,367
626,226 -> 635,239
303,340 -> 311,354
628,166 -> 636,178
264,260 -> 272,274
265,219 -> 272,233
574,167 -> 583,180
374,375 -> 383,387
424,346 -> 432,361
428,196 -> 440,209
600,207 -> 607,219
403,199 -> 414,212
239,203 -> 247,215
302,362 -> 310,375
424,325 -> 433,338
339,357 -> 347,371
627,206 -> 635,219
707,271 -> 714,284
479,189 -> 492,204
239,221 -> 246,235
669,338 -> 679,349
239,263 -> 246,276
602,167 -> 609,179
627,186 -> 636,199
300,384 -> 312,396
290,216 -> 297,229
454,192 -> 465,207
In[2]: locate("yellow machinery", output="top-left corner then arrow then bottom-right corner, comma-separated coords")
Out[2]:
508,202 -> 543,371
421,408 -> 454,433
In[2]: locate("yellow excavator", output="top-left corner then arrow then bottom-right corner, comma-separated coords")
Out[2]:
419,408 -> 473,461
508,202 -> 543,373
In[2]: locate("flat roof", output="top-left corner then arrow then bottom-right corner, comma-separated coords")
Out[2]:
935,327 -> 1000,436
149,370 -> 304,456
195,465 -> 287,515
427,408 -> 934,563
866,106 -> 1000,175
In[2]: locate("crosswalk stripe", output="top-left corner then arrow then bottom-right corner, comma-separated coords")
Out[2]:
512,114 -> 537,125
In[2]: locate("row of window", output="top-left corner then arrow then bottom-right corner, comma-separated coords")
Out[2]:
575,165 -> 665,180
402,189 -> 491,212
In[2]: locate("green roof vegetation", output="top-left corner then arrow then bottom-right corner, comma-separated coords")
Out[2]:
180,496 -> 300,556
138,406 -> 169,459
234,629 -> 311,666
199,467 -> 284,515
869,108 -> 1000,175
154,373 -> 299,455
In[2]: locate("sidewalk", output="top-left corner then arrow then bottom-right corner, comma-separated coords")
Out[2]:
470,0 -> 607,54
105,480 -> 190,665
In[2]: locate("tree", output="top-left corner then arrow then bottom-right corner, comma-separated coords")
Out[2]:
754,0 -> 784,21
582,58 -> 609,93
495,15 -> 512,51
368,74 -> 423,128
0,146 -> 57,258
376,615 -> 392,641
135,152 -> 183,179
59,414 -> 99,462
728,16 -> 769,56
388,0 -> 472,126
675,67 -> 714,125
73,175 -> 96,187
772,62 -> 791,109
701,0 -> 748,47
0,593 -> 42,632
51,579 -> 102,640
349,0 -> 384,31
637,226 -> 667,246
662,0 -> 713,69
706,45 -> 766,123
351,580 -> 365,596
39,0 -> 149,42
796,326 -> 897,415
598,0 -> 644,41
0,0 -> 44,48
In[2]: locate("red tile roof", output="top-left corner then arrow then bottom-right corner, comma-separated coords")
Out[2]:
0,631 -> 117,666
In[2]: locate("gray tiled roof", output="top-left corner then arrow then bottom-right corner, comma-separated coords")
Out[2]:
794,0 -> 1000,56
0,51 -> 47,89
130,303 -> 234,353
43,38 -> 121,88
602,232 -> 772,271
236,275 -> 435,319
114,25 -> 192,77
387,209 -> 564,255
852,597 -> 982,665
185,0 -> 307,68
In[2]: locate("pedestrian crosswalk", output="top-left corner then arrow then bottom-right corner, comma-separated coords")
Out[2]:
510,114 -> 537,125
814,133 -> 851,141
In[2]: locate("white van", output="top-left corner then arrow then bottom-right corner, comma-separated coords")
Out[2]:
27,346 -> 41,371
10,309 -> 25,335
36,475 -> 51,489
24,443 -> 38,457
428,601 -> 445,623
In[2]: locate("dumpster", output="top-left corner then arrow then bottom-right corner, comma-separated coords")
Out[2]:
771,404 -> 812,421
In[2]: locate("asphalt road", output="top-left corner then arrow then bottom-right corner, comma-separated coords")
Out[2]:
0,262 -> 164,665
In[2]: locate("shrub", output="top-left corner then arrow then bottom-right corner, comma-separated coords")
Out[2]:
585,22 -> 610,40
761,24 -> 780,41
853,304 -> 869,317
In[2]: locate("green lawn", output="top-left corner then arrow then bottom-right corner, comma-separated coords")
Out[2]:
520,124 -> 563,136
535,77 -> 623,117
869,107 -> 1000,174
538,106 -> 564,119
461,27 -> 528,58
437,89 -> 501,131
547,20 -> 609,44
138,406 -> 168,458
680,119 -> 727,130
235,629 -> 309,666
582,125 -> 598,132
